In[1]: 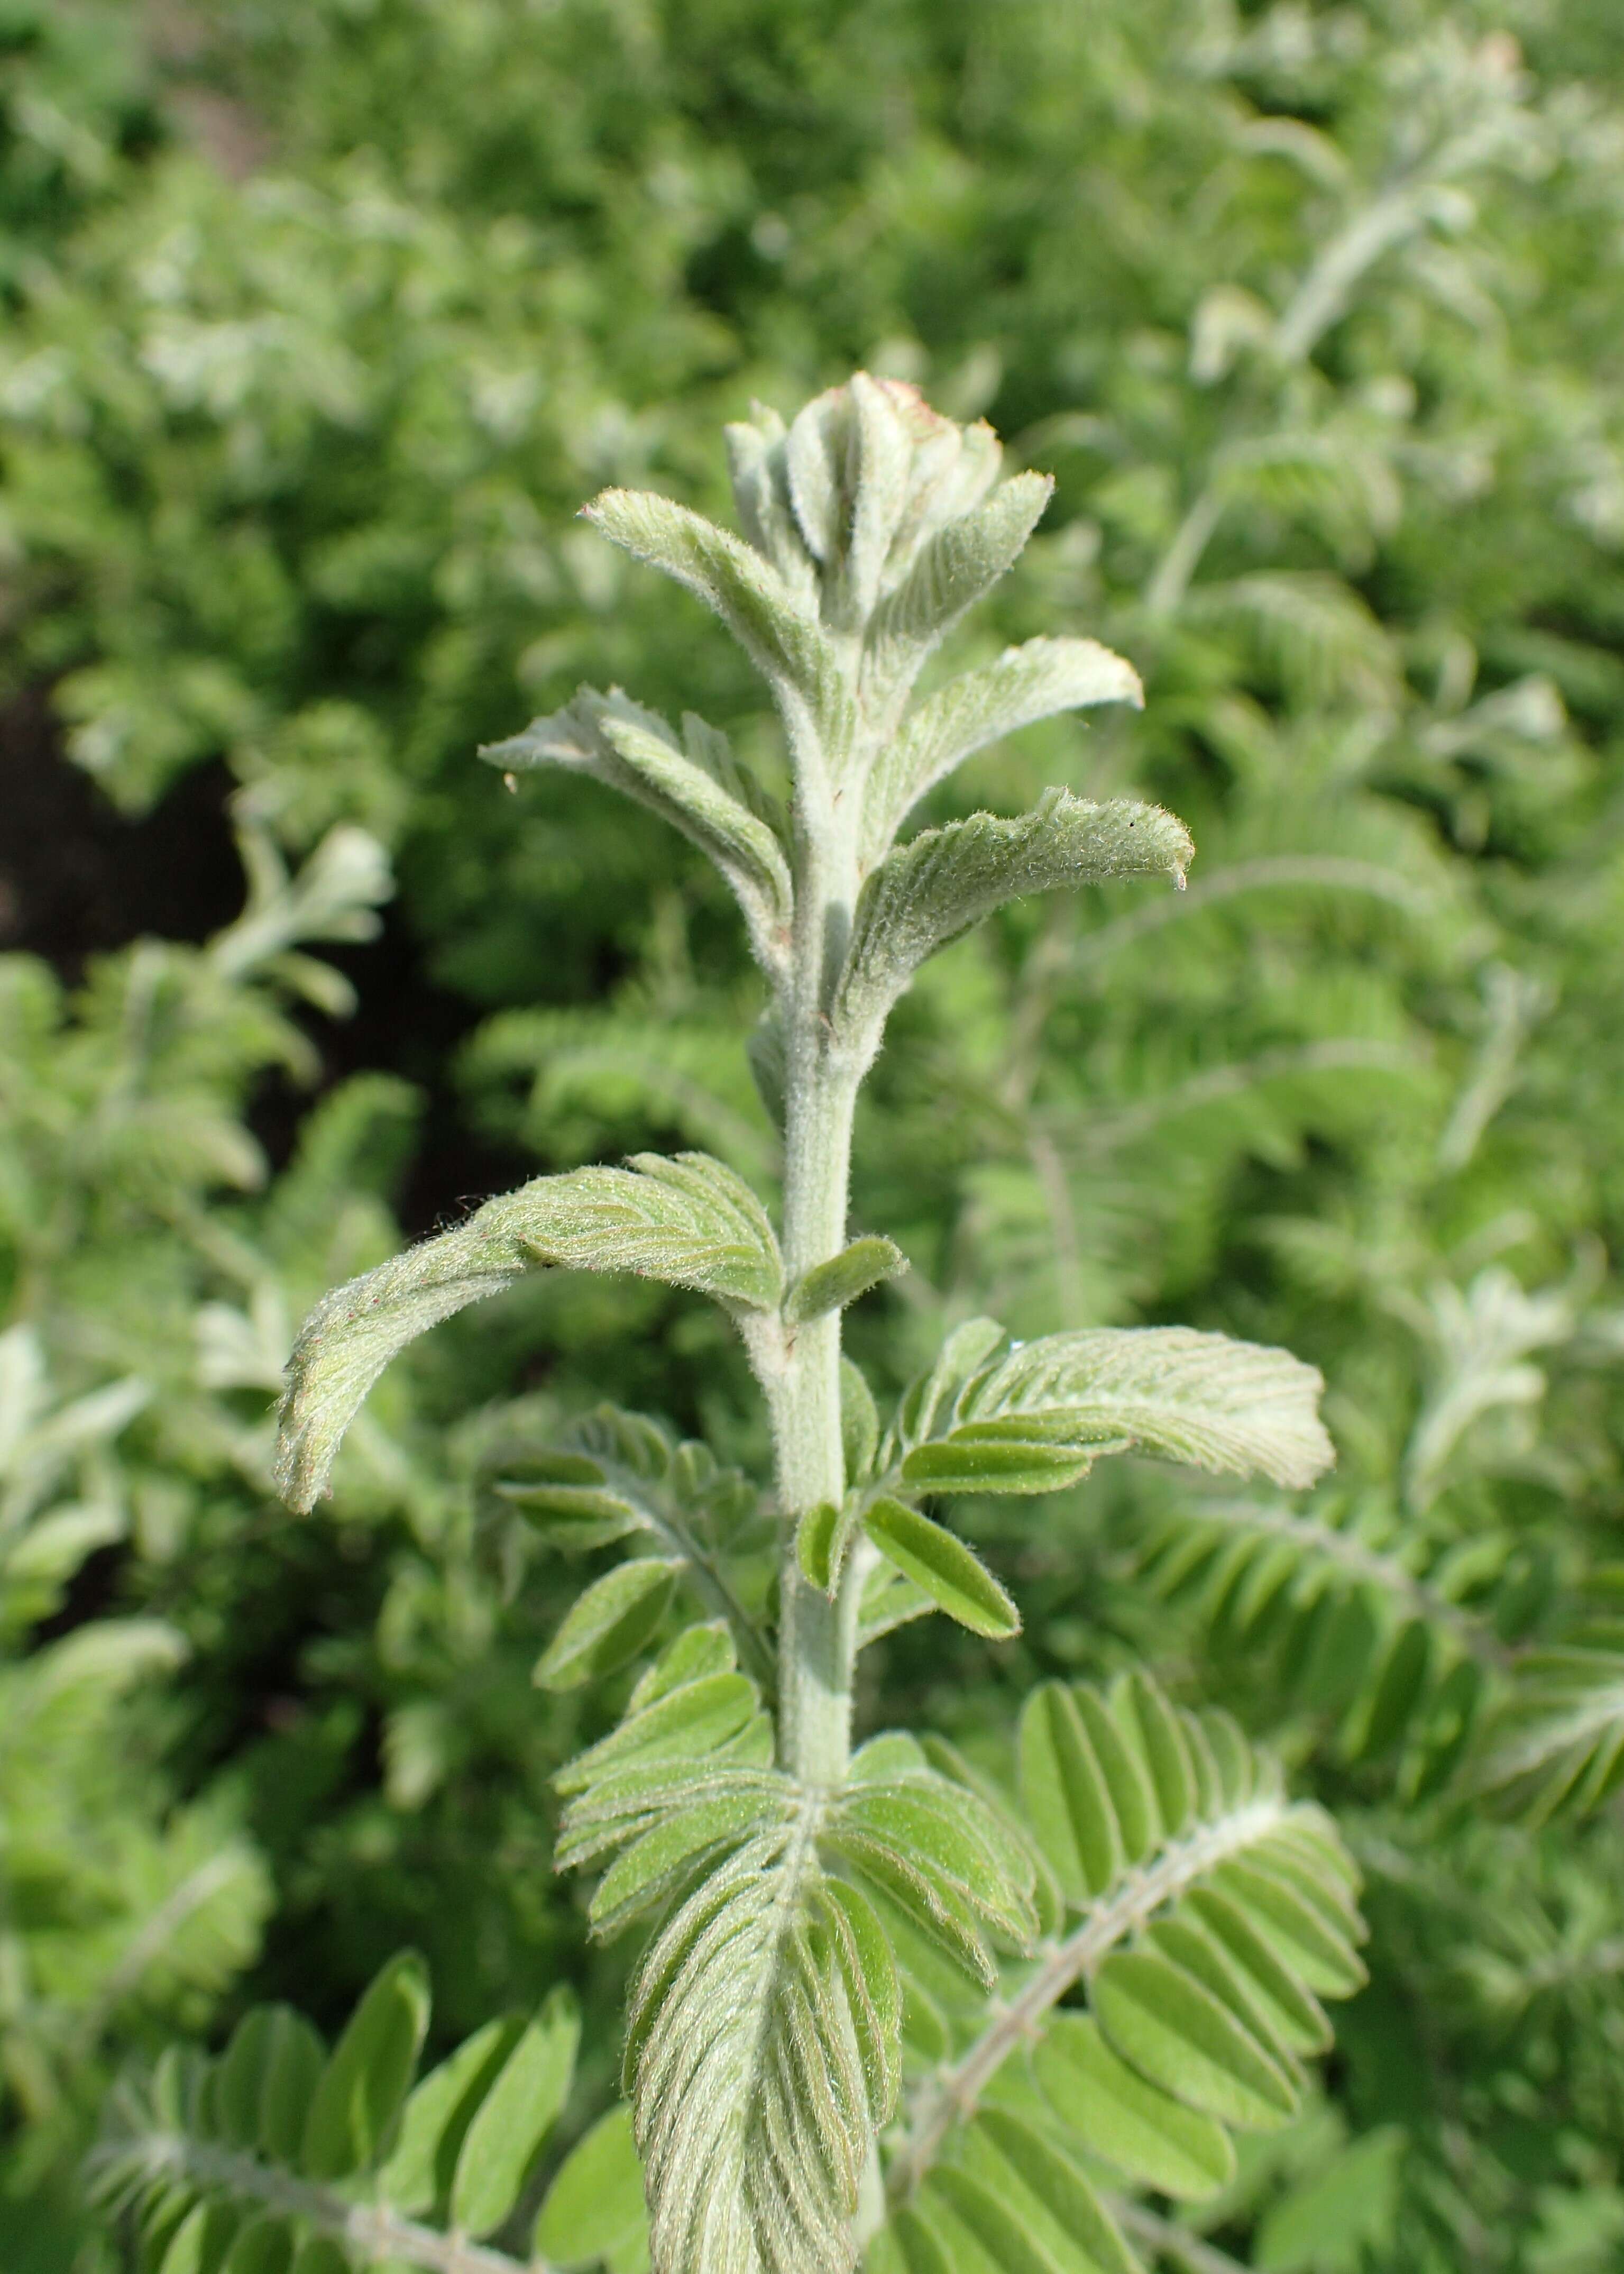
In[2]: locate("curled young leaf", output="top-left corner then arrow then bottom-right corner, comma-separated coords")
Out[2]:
482,688 -> 794,979
863,635 -> 1145,864
583,487 -> 846,747
835,790 -> 1193,1065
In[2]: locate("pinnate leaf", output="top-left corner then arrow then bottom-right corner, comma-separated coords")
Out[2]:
625,1827 -> 896,2274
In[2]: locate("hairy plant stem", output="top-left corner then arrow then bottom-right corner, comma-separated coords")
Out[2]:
770,768 -> 864,1789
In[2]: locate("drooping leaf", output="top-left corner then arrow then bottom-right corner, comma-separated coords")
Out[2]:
274,1155 -> 782,1510
932,1327 -> 1335,1493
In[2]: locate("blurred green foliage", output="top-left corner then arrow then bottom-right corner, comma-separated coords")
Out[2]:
3,0 -> 1624,2267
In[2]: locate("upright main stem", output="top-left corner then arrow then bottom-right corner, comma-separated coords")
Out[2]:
770,759 -> 863,1788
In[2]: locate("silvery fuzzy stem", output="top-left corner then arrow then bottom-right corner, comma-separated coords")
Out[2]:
768,722 -> 865,1789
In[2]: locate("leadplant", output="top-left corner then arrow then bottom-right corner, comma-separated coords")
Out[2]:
96,379 -> 1367,2274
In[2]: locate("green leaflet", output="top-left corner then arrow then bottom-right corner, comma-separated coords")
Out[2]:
300,1950 -> 430,2181
533,1556 -> 682,1691
1031,2014 -> 1236,2201
1091,1950 -> 1298,2130
449,1987 -> 579,2238
534,2104 -> 649,2272
583,486 -> 846,736
861,635 -> 1145,865
273,1154 -> 782,1510
832,1780 -> 1037,1946
1018,1684 -> 1122,1902
1142,1918 -> 1306,2098
796,1498 -> 857,1594
867,473 -> 1055,664
958,2109 -> 1141,2274
923,2150 -> 1136,2274
220,2222 -> 290,2274
1209,1856 -> 1368,1999
289,2242 -> 346,2274
482,688 -> 794,980
841,1359 -> 881,1486
862,1497 -> 1021,1640
554,1669 -> 768,1796
255,2011 -> 325,2167
212,2010 -> 280,2150
785,1235 -> 907,1324
378,2013 -> 526,2218
589,1788 -> 790,1935
158,2203 -> 238,2274
899,1429 -> 1095,1497
1183,1887 -> 1333,2055
835,791 -> 1193,1066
